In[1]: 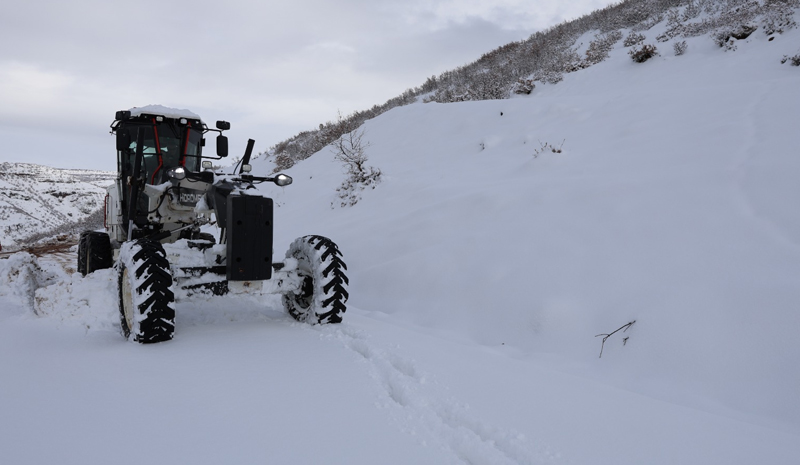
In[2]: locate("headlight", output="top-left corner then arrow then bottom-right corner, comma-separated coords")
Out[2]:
167,166 -> 186,180
274,174 -> 292,186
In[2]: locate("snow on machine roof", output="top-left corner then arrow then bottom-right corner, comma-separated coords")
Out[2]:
128,104 -> 203,122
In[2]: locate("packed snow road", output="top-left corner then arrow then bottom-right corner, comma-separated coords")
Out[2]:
1,249 -> 797,465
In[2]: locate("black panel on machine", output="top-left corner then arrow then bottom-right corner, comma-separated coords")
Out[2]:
226,194 -> 273,281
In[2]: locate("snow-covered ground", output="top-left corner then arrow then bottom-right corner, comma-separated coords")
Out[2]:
2,19 -> 799,465
0,163 -> 113,248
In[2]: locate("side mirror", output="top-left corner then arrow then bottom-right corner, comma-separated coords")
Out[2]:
116,130 -> 131,151
216,135 -> 228,158
274,174 -> 293,187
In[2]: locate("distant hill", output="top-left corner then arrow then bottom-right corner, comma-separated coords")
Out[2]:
0,163 -> 115,249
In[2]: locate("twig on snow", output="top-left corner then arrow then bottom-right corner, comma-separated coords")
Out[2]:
595,320 -> 636,358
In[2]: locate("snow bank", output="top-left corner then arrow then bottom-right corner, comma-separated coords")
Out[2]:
33,268 -> 119,331
0,252 -> 59,312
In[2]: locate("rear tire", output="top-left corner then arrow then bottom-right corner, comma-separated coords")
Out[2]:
78,231 -> 113,276
118,239 -> 175,343
77,232 -> 89,276
282,235 -> 349,324
87,232 -> 113,274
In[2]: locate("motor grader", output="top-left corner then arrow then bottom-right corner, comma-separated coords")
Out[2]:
78,105 -> 348,343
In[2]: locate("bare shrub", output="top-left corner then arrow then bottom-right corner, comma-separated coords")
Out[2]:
629,43 -> 659,62
674,40 -> 688,55
762,1 -> 798,35
331,125 -> 382,208
512,79 -> 535,95
585,31 -> 623,65
532,67 -> 567,85
714,24 -> 758,50
781,53 -> 800,66
273,153 -> 295,172
467,69 -> 509,100
682,0 -> 702,21
624,32 -> 646,47
632,13 -> 665,32
533,140 -> 565,157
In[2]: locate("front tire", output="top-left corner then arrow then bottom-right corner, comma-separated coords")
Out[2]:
282,235 -> 349,324
118,239 -> 175,343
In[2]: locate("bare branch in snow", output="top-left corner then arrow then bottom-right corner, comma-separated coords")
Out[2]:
596,320 -> 636,358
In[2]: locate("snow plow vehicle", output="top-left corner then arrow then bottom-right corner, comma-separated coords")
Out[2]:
78,105 -> 348,343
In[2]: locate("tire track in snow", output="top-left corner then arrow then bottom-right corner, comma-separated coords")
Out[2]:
316,324 -> 561,465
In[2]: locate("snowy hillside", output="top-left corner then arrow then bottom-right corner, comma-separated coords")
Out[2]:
0,163 -> 114,248
265,19 -> 800,434
2,7 -> 800,465
264,0 -> 800,170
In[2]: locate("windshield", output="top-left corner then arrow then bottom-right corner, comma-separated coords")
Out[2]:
183,127 -> 202,172
118,120 -> 203,184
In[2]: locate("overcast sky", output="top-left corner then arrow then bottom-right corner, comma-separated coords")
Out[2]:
0,0 -> 614,171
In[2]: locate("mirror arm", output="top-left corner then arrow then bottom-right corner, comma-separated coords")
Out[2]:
239,139 -> 255,174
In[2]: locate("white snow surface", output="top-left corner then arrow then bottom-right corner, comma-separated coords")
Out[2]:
2,22 -> 800,465
0,163 -> 113,248
128,104 -> 203,121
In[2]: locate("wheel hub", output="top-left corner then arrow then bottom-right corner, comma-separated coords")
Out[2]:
121,267 -> 135,334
